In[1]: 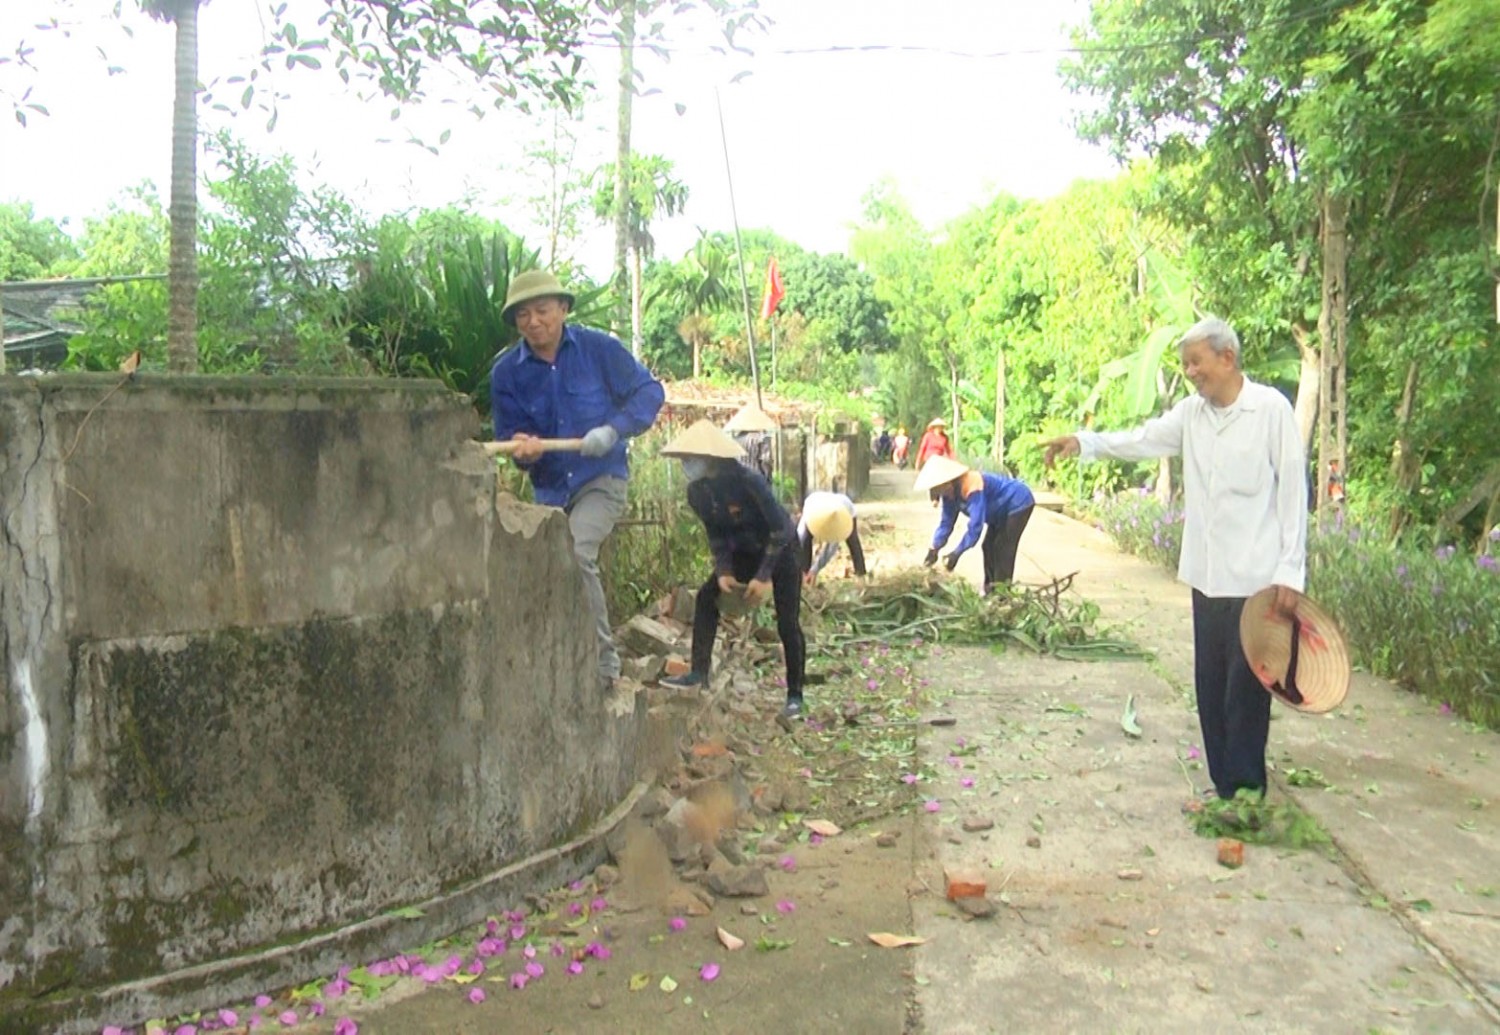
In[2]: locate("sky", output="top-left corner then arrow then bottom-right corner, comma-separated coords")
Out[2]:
0,0 -> 1120,281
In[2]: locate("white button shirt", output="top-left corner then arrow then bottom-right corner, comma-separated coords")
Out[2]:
1076,378 -> 1308,597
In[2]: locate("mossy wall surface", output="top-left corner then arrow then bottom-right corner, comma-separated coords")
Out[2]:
0,375 -> 642,1014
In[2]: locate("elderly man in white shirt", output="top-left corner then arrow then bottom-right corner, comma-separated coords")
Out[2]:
1043,317 -> 1308,802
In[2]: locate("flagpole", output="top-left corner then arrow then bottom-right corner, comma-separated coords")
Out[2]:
715,87 -> 763,410
770,318 -> 778,390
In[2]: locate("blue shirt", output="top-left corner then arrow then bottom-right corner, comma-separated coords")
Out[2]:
490,324 -> 665,507
932,472 -> 1035,556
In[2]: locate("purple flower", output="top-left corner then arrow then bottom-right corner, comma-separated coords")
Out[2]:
468,988 -> 486,1005
809,833 -> 824,846
522,944 -> 537,960
568,902 -> 583,916
776,900 -> 796,914
567,961 -> 584,976
924,799 -> 941,813
509,972 -> 529,990
901,773 -> 919,785
585,941 -> 611,960
509,924 -> 527,941
779,855 -> 796,872
1478,555 -> 1498,572
590,897 -> 608,913
174,1026 -> 198,1035
669,917 -> 687,932
505,909 -> 526,923
333,1020 -> 358,1035
307,1003 -> 325,1019
524,962 -> 545,979
700,963 -> 721,982
476,937 -> 506,958
467,959 -> 485,976
960,776 -> 975,788
1489,525 -> 1500,542
277,1010 -> 298,1028
254,996 -> 273,1009
866,679 -> 880,691
549,942 -> 566,958
1436,544 -> 1457,560
323,977 -> 349,999
569,879 -> 585,891
219,1012 -> 240,1028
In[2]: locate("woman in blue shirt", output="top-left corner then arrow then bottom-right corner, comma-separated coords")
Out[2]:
916,455 -> 1035,593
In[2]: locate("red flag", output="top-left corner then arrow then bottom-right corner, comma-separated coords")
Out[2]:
759,255 -> 785,321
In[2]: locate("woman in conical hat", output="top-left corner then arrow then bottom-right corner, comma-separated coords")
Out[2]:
915,455 -> 1036,593
916,417 -> 956,470
659,420 -> 808,727
796,490 -> 867,587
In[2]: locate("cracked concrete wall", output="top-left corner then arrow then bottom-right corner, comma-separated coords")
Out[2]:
0,374 -> 642,1012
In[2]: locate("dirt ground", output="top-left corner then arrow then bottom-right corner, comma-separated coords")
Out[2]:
120,466 -> 1500,1035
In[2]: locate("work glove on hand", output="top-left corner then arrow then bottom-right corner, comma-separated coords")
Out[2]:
943,553 -> 960,572
922,548 -> 940,568
580,425 -> 620,457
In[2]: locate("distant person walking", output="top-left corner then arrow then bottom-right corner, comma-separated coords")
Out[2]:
916,417 -> 956,469
490,270 -> 666,693
1042,317 -> 1308,803
916,455 -> 1036,592
891,427 -> 911,469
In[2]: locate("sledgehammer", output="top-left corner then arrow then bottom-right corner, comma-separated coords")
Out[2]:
483,437 -> 587,457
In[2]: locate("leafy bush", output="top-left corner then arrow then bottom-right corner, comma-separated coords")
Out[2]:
1087,492 -> 1500,729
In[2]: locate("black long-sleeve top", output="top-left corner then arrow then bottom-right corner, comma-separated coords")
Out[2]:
685,461 -> 795,583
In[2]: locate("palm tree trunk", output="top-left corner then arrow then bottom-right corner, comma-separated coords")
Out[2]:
630,245 -> 644,360
167,0 -> 200,372
611,0 -> 636,337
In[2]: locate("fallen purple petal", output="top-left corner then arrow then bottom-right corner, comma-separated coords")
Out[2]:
307,1003 -> 325,1019
522,944 -> 537,960
946,755 -> 961,767
468,988 -> 486,1005
776,900 -> 796,914
567,961 -> 584,976
590,897 -> 608,913
218,1017 -> 240,1033
569,879 -> 585,891
485,918 -> 500,935
700,962 -> 720,982
778,855 -> 796,872
173,1025 -> 198,1035
568,902 -> 583,916
444,955 -> 463,975
955,738 -> 967,748
102,1027 -> 125,1035
247,1019 -> 263,1031
467,959 -> 485,976
925,799 -> 942,813
509,972 -> 528,990
960,777 -> 975,788
333,1020 -> 357,1035
901,773 -> 919,785
586,942 -> 612,960
809,833 -> 824,846
525,961 -> 545,979
669,917 -> 687,932
254,996 -> 273,1009
509,924 -> 527,941
866,678 -> 879,690
323,978 -> 349,999
476,937 -> 506,958
505,909 -> 526,923
277,1010 -> 298,1027
549,941 -> 566,958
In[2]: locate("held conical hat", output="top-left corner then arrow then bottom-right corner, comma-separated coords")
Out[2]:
803,494 -> 854,544
661,419 -> 746,460
724,403 -> 779,433
913,454 -> 969,493
1239,588 -> 1351,714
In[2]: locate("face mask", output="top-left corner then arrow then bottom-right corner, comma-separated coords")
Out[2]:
681,457 -> 713,482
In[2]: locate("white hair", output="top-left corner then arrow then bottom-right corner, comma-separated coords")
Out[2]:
1178,317 -> 1241,369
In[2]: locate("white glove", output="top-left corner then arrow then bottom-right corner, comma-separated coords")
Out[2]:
580,425 -> 620,457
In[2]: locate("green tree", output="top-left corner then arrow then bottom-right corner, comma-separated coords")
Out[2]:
0,201 -> 76,280
644,232 -> 733,378
592,153 -> 689,358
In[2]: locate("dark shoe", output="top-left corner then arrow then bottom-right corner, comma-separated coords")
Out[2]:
776,697 -> 804,731
660,671 -> 706,690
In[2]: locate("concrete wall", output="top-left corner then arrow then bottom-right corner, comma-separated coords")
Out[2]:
0,375 -> 641,1024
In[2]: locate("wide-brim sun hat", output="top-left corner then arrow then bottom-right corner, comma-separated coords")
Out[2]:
724,403 -> 779,433
913,455 -> 968,493
803,495 -> 854,543
502,270 -> 576,325
661,419 -> 747,460
1239,588 -> 1351,714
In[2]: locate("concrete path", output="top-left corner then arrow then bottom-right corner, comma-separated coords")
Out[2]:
855,465 -> 1500,1033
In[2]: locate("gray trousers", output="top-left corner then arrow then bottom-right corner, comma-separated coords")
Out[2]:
566,475 -> 629,680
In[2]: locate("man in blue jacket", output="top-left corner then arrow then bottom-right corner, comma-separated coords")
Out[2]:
916,455 -> 1036,593
491,270 -> 666,691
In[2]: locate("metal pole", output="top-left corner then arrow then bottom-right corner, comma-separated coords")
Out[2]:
770,318 -> 777,390
715,88 -> 763,409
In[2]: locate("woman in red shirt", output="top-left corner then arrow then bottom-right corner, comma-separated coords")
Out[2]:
916,418 -> 956,469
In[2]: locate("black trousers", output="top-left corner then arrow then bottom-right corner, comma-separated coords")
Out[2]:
980,505 -> 1033,589
692,546 -> 806,699
1191,590 -> 1271,799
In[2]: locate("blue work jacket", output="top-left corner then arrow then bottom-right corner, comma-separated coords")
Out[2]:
932,471 -> 1035,556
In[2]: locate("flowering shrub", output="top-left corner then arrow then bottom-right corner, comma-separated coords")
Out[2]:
1089,493 -> 1500,729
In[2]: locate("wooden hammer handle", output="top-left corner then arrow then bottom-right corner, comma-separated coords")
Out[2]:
482,437 -> 588,457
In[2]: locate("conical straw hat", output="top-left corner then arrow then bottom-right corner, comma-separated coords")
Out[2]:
803,494 -> 854,543
661,419 -> 746,459
1239,588 -> 1351,714
724,403 -> 779,433
926,417 -> 948,429
913,455 -> 969,492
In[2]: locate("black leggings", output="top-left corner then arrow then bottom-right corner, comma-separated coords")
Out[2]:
980,505 -> 1033,589
691,546 -> 806,698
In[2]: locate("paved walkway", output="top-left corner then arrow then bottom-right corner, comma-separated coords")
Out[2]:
857,466 -> 1500,1033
